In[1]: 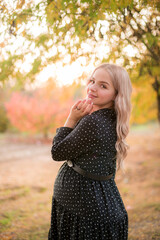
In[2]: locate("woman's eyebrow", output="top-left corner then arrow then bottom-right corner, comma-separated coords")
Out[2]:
91,77 -> 110,85
99,81 -> 110,85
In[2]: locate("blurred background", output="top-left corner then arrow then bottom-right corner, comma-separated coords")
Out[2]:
0,0 -> 160,239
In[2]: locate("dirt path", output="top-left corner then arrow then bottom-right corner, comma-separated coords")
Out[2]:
0,123 -> 160,240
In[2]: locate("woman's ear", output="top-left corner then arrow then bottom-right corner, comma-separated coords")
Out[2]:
113,94 -> 116,101
113,90 -> 118,100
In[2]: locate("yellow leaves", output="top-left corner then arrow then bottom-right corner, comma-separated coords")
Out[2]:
131,81 -> 157,124
16,0 -> 25,9
115,0 -> 134,9
22,30 -> 26,37
81,29 -> 86,36
151,66 -> 160,77
46,1 -> 63,25
42,77 -> 58,99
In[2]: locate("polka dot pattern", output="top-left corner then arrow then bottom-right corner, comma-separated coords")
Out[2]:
48,108 -> 128,240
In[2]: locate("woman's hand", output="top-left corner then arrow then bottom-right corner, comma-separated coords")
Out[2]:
64,98 -> 93,128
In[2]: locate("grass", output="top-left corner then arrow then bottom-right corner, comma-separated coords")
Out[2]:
15,224 -> 50,240
0,123 -> 159,239
0,186 -> 31,203
121,186 -> 129,195
0,210 -> 20,230
130,121 -> 159,133
128,203 -> 160,239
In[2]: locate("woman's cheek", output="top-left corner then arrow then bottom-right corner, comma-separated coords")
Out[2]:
86,85 -> 90,93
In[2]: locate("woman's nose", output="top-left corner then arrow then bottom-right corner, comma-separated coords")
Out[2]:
89,84 -> 97,92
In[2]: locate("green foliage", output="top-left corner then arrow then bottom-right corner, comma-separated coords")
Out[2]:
0,0 -> 159,80
0,0 -> 160,122
35,34 -> 50,48
0,211 -> 15,227
0,105 -> 9,132
29,57 -> 42,75
0,54 -> 23,83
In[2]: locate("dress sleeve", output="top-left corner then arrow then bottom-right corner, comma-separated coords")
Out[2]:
51,115 -> 98,161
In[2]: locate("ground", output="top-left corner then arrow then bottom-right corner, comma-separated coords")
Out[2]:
0,122 -> 160,240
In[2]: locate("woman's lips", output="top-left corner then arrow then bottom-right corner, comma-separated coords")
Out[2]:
88,93 -> 97,98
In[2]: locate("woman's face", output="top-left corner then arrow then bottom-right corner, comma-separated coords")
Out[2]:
86,68 -> 116,111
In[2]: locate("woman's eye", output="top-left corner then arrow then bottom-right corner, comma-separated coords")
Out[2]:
89,80 -> 106,89
90,79 -> 94,83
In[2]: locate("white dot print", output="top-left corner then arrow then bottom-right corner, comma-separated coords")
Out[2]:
48,108 -> 128,240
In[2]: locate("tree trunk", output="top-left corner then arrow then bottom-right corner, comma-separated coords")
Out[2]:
152,77 -> 160,124
43,131 -> 49,139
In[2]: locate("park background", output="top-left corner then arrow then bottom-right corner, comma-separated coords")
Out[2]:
0,0 -> 160,239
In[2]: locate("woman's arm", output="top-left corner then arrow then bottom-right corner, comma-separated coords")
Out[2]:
51,114 -> 98,161
51,98 -> 94,161
63,115 -> 78,128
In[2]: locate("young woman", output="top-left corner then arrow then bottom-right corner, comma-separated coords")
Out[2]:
48,63 -> 132,240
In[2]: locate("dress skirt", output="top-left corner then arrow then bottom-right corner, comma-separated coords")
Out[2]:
48,162 -> 128,240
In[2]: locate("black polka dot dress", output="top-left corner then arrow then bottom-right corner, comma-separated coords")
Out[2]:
48,108 -> 128,240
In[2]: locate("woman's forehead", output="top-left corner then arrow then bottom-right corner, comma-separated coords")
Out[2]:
92,68 -> 112,82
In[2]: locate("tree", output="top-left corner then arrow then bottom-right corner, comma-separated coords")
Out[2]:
4,90 -> 70,138
0,0 -> 160,121
102,2 -> 160,121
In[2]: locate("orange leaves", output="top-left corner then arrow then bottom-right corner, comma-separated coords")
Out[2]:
16,0 -> 25,9
3,78 -> 84,136
4,91 -> 61,137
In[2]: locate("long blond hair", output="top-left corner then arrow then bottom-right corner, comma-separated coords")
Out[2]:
89,63 -> 132,171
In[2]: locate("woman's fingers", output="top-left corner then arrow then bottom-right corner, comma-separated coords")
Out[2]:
80,98 -> 92,111
76,99 -> 87,110
69,98 -> 93,123
84,98 -> 92,106
84,101 -> 93,114
72,99 -> 82,110
72,98 -> 93,114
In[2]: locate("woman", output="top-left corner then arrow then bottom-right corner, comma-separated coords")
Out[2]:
48,63 -> 132,240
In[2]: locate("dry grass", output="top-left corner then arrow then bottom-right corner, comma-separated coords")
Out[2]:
0,122 -> 160,240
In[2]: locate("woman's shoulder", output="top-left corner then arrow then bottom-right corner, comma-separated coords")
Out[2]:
77,113 -> 97,127
73,113 -> 97,131
89,108 -> 117,122
74,108 -> 117,129
77,108 -> 116,128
